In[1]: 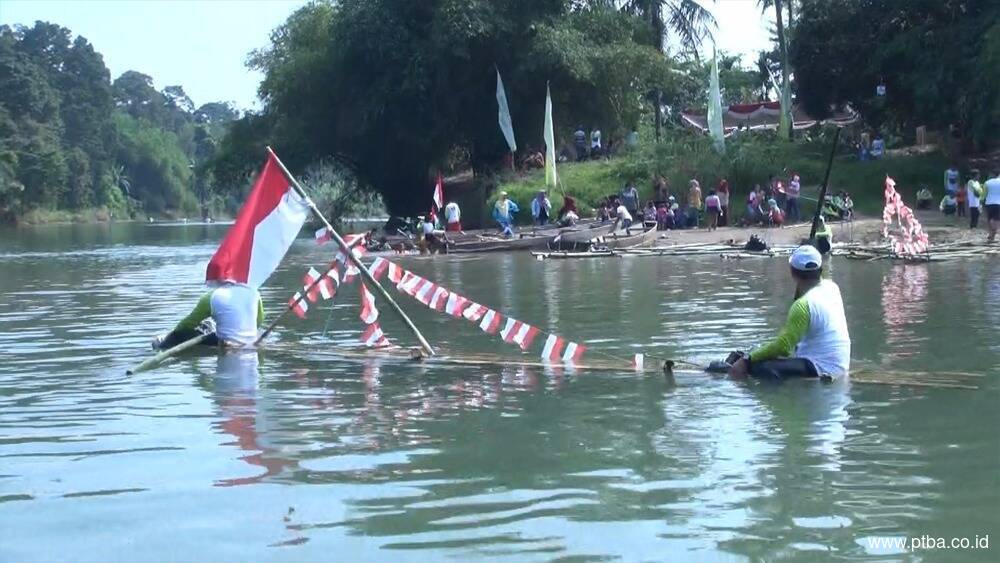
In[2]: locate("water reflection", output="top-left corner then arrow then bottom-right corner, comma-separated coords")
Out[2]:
880,264 -> 929,362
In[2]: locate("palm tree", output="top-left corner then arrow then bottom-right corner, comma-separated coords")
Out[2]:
112,164 -> 131,197
760,0 -> 792,139
623,0 -> 717,140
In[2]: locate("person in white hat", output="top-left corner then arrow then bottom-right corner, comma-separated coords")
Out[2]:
729,245 -> 851,378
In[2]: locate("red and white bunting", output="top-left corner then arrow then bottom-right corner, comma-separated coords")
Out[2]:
428,286 -> 449,311
479,309 -> 502,334
360,323 -> 389,348
513,323 -> 540,351
342,264 -> 360,285
398,273 -> 423,295
541,334 -> 566,361
359,283 -> 379,324
315,227 -> 332,245
387,262 -> 403,284
632,353 -> 644,371
303,267 -> 323,303
319,267 -> 339,300
562,342 -> 586,364
414,280 -> 435,305
289,292 -> 308,319
369,257 -> 389,281
499,318 -> 520,343
445,293 -> 470,317
463,302 -> 487,322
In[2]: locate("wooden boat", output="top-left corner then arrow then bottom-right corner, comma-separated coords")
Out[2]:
548,222 -> 618,250
591,225 -> 659,250
448,232 -> 553,253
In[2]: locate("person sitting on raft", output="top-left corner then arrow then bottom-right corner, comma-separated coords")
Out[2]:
643,201 -> 658,228
492,191 -> 519,237
155,282 -> 264,350
729,245 -> 851,379
916,186 -> 934,209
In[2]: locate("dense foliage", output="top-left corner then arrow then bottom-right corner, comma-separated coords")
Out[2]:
0,22 -> 239,222
790,0 -> 1000,150
214,0 -> 680,214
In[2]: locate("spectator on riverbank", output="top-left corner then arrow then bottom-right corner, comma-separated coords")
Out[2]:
444,201 -> 462,232
654,176 -> 670,202
767,198 -> 785,227
945,165 -> 960,196
939,193 -> 957,216
643,201 -> 657,227
967,170 -> 983,229
871,133 -> 885,159
956,177 -> 968,218
614,198 -> 633,230
531,190 -> 552,226
917,186 -> 934,209
688,179 -> 702,209
843,192 -> 855,220
597,200 -> 611,223
656,203 -> 673,230
984,169 -> 1000,242
557,195 -> 579,226
492,191 -> 519,237
590,128 -> 602,158
786,174 -> 801,223
620,182 -> 640,219
705,190 -> 722,231
574,126 -> 587,161
745,186 -> 764,226
717,179 -> 730,226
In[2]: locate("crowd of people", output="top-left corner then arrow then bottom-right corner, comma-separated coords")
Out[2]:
916,166 -> 1000,239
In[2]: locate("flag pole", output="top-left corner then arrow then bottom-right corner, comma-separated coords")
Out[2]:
265,146 -> 436,356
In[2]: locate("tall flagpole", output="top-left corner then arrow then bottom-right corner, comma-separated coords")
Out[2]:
266,146 -> 435,356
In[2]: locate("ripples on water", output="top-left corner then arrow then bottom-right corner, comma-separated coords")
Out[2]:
0,223 -> 997,561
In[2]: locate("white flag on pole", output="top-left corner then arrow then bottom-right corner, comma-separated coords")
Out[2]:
496,68 -> 517,153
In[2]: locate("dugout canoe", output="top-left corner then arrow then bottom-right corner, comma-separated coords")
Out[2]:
591,225 -> 659,250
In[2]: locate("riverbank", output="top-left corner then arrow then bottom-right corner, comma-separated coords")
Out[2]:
651,210 -> 988,249
495,142 -> 951,219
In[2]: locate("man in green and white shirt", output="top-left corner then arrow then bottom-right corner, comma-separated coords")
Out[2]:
156,283 -> 265,349
730,246 -> 851,379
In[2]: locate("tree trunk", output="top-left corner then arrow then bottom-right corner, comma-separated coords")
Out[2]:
775,0 -> 792,140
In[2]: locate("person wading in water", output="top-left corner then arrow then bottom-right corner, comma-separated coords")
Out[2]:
729,245 -> 851,379
154,283 -> 265,349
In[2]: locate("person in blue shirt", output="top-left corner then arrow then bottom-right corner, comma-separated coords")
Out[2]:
492,191 -> 520,237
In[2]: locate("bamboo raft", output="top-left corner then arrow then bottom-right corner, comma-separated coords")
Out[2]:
130,341 -> 985,391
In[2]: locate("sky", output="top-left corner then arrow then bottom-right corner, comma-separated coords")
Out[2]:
0,0 -> 773,111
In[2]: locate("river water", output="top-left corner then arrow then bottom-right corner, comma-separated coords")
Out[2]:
1,223 -> 997,561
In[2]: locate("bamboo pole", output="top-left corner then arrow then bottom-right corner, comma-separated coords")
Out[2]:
127,333 -> 211,375
266,146 -> 435,356
808,127 -> 841,242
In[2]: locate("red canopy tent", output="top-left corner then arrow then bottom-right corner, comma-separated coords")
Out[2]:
680,102 -> 858,135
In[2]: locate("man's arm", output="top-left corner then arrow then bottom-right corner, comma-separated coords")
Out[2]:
749,299 -> 811,363
257,296 -> 265,328
174,292 -> 212,332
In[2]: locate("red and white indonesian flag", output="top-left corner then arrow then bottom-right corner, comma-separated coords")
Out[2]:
303,267 -> 337,302
541,334 -> 566,362
445,293 -> 470,317
433,173 -> 444,210
369,257 -> 389,281
289,292 -> 308,319
206,152 -> 310,287
500,318 -> 540,351
360,323 -> 389,348
359,283 -> 379,324
463,302 -> 487,322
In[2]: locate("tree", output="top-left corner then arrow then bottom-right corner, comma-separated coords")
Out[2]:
224,0 -> 671,214
790,0 -> 999,150
623,0 -> 716,140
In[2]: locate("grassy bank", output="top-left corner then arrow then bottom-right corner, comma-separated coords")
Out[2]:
496,137 -> 950,220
